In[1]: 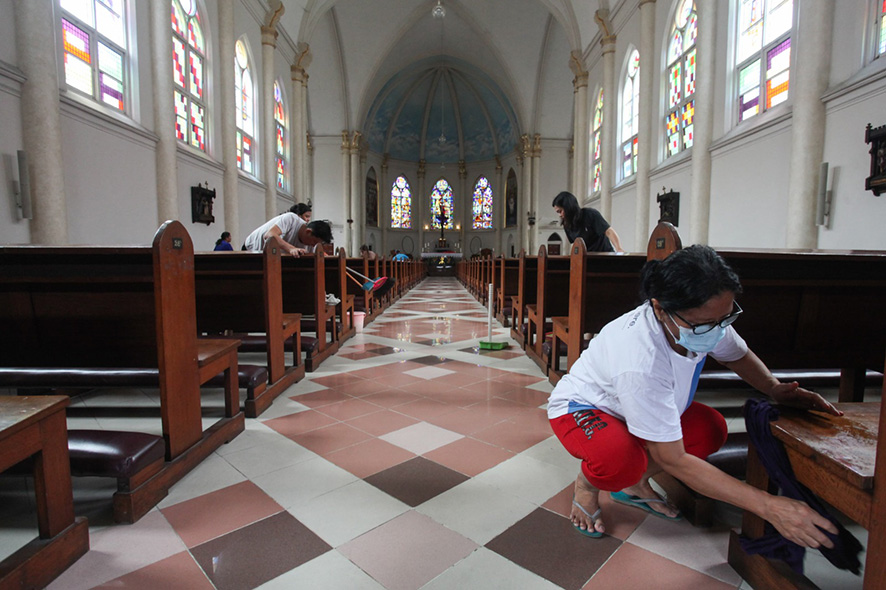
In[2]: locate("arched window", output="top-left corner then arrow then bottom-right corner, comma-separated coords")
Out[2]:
621,49 -> 640,179
590,88 -> 603,194
391,175 -> 412,229
60,0 -> 128,112
472,177 -> 493,229
235,39 -> 255,174
735,0 -> 793,123
665,0 -> 697,157
431,178 -> 454,229
172,0 -> 206,151
274,80 -> 287,190
877,0 -> 886,57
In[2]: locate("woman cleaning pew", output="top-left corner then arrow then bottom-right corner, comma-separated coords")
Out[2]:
552,191 -> 624,253
548,245 -> 841,549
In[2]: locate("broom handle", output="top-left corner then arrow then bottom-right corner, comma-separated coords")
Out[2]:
345,266 -> 372,282
346,272 -> 366,288
487,283 -> 493,343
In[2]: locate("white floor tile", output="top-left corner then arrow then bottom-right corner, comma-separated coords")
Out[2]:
256,550 -> 386,589
471,453 -> 575,506
421,547 -> 562,590
380,422 -> 464,455
252,455 -> 358,510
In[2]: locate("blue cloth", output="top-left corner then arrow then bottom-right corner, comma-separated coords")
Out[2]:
393,253 -> 409,261
214,241 -> 233,251
740,399 -> 862,575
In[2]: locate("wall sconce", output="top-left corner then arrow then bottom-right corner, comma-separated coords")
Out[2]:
527,211 -> 536,226
455,223 -> 460,230
424,224 -> 429,231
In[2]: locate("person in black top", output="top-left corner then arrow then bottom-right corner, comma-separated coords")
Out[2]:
552,191 -> 624,252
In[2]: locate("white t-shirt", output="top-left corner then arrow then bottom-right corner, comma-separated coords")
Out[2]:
547,302 -> 748,442
244,213 -> 306,252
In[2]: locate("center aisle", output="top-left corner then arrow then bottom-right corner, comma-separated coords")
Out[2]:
49,277 -> 747,590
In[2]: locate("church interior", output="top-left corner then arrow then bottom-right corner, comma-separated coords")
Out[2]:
2,0 -> 886,588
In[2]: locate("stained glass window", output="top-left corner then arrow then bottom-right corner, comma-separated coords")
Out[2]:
431,179 -> 455,230
234,39 -> 255,174
274,81 -> 287,190
736,0 -> 793,123
472,177 -> 493,229
665,0 -> 697,158
172,0 -> 207,151
391,176 -> 412,229
621,49 -> 640,179
877,0 -> 886,56
590,88 -> 603,194
60,0 -> 127,111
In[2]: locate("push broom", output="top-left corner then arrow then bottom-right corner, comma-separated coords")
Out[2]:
345,266 -> 397,298
479,283 -> 508,350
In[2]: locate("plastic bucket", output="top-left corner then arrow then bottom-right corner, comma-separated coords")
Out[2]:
353,311 -> 366,333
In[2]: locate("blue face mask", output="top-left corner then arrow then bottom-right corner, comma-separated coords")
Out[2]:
666,313 -> 727,353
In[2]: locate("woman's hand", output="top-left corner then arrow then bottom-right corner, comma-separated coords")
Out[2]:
769,381 -> 843,416
763,495 -> 838,548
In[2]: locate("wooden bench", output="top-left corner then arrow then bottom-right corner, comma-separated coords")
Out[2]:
509,250 -> 538,347
326,249 -> 356,342
496,256 -> 520,327
194,241 -> 304,417
728,399 -> 886,589
280,251 -> 339,372
525,247 -> 571,373
0,220 -> 244,523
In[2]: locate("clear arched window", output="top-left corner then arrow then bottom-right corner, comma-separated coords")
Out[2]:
472,177 -> 493,229
621,49 -> 640,179
172,0 -> 206,151
877,0 -> 886,57
735,0 -> 793,123
274,81 -> 287,190
590,88 -> 603,194
665,0 -> 697,157
235,39 -> 255,174
60,0 -> 128,112
391,175 -> 412,229
431,178 -> 454,229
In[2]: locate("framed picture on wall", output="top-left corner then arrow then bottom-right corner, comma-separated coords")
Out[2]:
505,168 -> 517,228
366,168 -> 379,227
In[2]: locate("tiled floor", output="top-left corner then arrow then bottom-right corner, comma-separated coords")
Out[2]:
0,277 -> 871,589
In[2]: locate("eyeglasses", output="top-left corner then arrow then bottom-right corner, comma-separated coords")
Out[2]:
668,301 -> 743,335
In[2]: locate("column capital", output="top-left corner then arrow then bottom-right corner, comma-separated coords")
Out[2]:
596,9 -> 617,53
341,130 -> 350,151
495,155 -> 502,172
458,160 -> 467,178
381,153 -> 389,171
306,132 -> 313,154
291,64 -> 308,83
417,159 -> 426,179
350,131 -> 362,152
261,25 -> 279,47
532,134 -> 542,157
569,51 -> 589,89
261,0 -> 284,46
294,42 -> 312,73
520,134 -> 531,159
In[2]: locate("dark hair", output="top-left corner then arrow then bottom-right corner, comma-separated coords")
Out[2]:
639,245 -> 742,312
215,231 -> 231,246
289,203 -> 312,217
306,220 -> 333,244
552,191 -> 581,232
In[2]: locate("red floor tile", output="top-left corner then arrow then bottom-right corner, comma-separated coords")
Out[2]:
325,437 -> 416,478
290,422 -> 373,455
263,409 -> 339,437
315,397 -> 384,420
423,437 -> 515,476
346,409 -> 420,436
92,552 -> 214,590
291,388 -> 353,408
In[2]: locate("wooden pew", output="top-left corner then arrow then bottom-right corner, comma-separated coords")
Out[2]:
280,251 -> 339,372
326,249 -> 356,342
509,250 -> 538,347
728,395 -> 886,589
0,221 -> 244,523
525,246 -> 571,373
548,240 -> 647,384
194,242 -> 304,417
496,256 -> 520,327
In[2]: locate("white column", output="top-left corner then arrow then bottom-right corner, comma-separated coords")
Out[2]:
14,0 -> 68,243
261,6 -> 282,220
570,52 -> 590,202
301,66 -> 311,203
531,135 -> 542,252
521,134 -> 532,252
291,44 -> 310,204
149,0 -> 178,228
596,10 -> 617,221
417,160 -> 426,252
689,0 -> 716,245
381,156 -> 389,255
218,0 -> 239,243
350,132 -> 363,256
494,157 -> 503,254
786,0 -> 834,249
306,133 -> 313,203
341,131 -> 351,252
634,0 -> 656,249
458,160 -> 467,250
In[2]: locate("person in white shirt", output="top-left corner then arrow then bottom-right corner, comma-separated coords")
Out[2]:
243,207 -> 331,256
548,245 -> 840,548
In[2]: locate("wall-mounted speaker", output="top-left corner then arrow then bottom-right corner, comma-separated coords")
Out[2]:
16,150 -> 33,220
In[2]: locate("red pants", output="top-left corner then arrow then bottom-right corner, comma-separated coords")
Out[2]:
549,402 -> 727,491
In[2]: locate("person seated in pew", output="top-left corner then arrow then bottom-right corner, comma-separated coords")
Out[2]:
292,202 -> 312,222
243,207 -> 332,256
547,245 -> 841,548
360,244 -> 378,260
552,191 -> 624,253
214,231 -> 234,251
